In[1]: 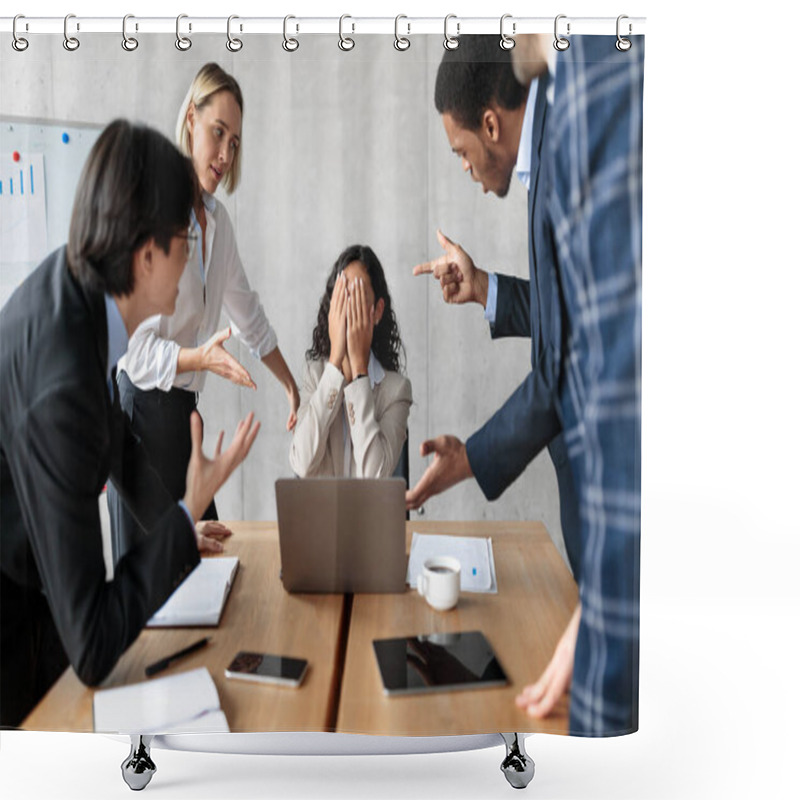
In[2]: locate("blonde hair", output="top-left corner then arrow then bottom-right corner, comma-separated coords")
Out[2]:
176,63 -> 244,194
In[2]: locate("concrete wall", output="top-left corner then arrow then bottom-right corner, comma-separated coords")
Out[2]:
1,34 -> 566,565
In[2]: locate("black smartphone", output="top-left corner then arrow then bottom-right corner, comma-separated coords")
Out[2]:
224,651 -> 309,687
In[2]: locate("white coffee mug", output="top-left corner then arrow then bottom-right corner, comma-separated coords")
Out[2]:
416,556 -> 461,611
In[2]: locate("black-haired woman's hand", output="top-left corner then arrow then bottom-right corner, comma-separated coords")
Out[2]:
346,276 -> 374,378
328,272 -> 348,372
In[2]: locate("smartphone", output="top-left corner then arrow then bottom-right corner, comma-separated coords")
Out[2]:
225,651 -> 308,687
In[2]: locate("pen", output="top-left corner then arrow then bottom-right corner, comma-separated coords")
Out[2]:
145,636 -> 211,677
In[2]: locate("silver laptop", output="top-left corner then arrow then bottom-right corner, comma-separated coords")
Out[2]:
276,478 -> 407,593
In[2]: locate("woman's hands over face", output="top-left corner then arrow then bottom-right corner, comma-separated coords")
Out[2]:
346,276 -> 374,377
328,273 -> 348,370
328,271 -> 374,379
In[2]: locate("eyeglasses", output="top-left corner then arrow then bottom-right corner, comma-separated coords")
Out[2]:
175,230 -> 199,262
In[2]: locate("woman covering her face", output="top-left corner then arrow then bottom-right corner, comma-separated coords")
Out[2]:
289,245 -> 412,479
108,63 -> 300,559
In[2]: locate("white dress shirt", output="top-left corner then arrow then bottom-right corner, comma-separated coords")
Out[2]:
119,192 -> 278,393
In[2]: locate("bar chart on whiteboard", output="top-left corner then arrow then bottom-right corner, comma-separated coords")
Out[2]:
1,152 -> 47,307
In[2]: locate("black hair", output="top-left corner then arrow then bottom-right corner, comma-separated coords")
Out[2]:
67,119 -> 196,296
434,35 -> 527,131
307,245 -> 406,374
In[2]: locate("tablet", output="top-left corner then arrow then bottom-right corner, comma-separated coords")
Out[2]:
372,630 -> 508,696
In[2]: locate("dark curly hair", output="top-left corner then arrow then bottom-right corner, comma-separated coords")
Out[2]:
307,245 -> 405,374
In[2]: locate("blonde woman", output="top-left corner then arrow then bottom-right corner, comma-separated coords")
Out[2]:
108,63 -> 299,559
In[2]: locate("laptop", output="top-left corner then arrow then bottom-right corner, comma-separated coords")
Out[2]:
275,478 -> 407,593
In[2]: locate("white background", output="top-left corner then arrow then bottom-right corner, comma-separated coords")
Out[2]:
2,1 -> 799,799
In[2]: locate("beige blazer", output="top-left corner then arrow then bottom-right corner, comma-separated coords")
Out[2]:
289,358 -> 412,478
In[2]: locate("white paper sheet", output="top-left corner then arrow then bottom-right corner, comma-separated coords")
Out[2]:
406,533 -> 497,593
93,668 -> 229,734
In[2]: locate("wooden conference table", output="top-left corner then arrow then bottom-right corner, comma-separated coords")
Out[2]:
23,521 -> 578,736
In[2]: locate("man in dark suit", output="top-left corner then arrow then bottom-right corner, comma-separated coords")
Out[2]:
407,36 -> 580,577
0,119 -> 260,727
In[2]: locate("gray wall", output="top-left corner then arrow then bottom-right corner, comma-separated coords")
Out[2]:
1,34 -> 566,565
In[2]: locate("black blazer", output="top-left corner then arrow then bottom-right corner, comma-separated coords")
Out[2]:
0,247 -> 199,726
465,73 -> 581,577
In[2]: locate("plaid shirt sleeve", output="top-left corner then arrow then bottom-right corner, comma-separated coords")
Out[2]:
546,36 -> 644,736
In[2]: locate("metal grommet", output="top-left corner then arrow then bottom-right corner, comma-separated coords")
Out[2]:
175,13 -> 192,51
226,15 -> 243,52
338,14 -> 354,51
12,14 -> 29,52
553,14 -> 570,51
394,14 -> 410,51
443,14 -> 459,51
63,14 -> 80,51
282,15 -> 299,52
616,14 -> 632,52
499,14 -> 515,51
122,14 -> 138,51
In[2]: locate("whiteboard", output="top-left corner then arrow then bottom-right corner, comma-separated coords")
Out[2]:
0,117 -> 102,308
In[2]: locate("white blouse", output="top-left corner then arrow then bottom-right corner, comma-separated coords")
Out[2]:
119,192 -> 277,393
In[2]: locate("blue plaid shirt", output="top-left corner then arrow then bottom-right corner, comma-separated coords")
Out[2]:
546,36 -> 644,735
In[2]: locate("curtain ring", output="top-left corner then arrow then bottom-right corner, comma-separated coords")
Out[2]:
394,14 -> 410,51
283,15 -> 299,52
63,14 -> 80,51
615,14 -> 632,52
499,14 -> 515,51
12,14 -> 29,52
226,15 -> 243,52
553,14 -> 570,51
443,14 -> 459,51
175,14 -> 192,51
122,14 -> 138,51
338,14 -> 355,51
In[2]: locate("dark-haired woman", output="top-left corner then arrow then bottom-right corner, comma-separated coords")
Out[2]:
289,245 -> 411,478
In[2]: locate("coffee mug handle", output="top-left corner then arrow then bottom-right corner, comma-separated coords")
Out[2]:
416,574 -> 427,597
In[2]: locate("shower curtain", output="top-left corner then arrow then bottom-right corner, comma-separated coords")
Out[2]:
1,22 -> 643,742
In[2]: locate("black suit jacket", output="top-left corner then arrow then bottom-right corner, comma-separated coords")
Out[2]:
465,73 -> 581,576
0,247 -> 199,726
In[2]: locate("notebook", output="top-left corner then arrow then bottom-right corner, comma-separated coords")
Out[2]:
147,557 -> 239,627
93,667 -> 228,734
276,478 -> 407,593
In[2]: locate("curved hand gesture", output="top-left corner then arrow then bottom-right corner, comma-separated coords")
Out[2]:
413,230 -> 488,307
405,435 -> 473,511
183,411 -> 260,524
515,605 -> 581,718
285,384 -> 300,432
200,327 -> 256,389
